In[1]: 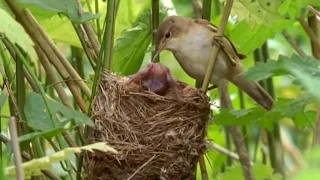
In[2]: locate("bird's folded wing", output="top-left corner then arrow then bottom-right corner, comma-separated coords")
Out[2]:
194,19 -> 246,66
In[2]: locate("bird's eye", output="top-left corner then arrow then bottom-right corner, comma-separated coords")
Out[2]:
165,32 -> 171,39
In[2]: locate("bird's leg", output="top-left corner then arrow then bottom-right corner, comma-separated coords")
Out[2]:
212,35 -> 223,47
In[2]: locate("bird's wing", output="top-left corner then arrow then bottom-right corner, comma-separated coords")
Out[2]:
194,19 -> 246,66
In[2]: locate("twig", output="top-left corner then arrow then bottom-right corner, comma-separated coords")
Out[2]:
298,16 -> 320,52
192,0 -> 202,19
1,38 -> 38,91
307,5 -> 320,20
75,0 -> 100,59
207,141 -> 254,165
282,30 -> 307,58
24,9 -> 92,98
201,0 -> 233,91
9,117 -> 24,180
219,80 -> 254,180
127,155 -> 157,180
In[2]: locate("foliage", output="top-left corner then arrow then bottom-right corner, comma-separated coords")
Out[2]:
1,0 -> 320,180
112,9 -> 167,75
24,92 -> 94,131
229,0 -> 320,55
5,142 -> 117,179
0,8 -> 37,61
20,0 -> 100,24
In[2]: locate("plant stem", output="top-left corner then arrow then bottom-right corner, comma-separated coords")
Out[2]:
95,0 -> 102,41
192,0 -> 202,19
103,0 -> 116,70
23,9 -> 92,98
152,0 -> 160,62
259,43 -> 285,177
282,30 -> 307,58
16,49 -> 26,135
219,80 -> 254,180
201,0 -> 233,91
202,0 -> 212,20
9,117 -> 24,180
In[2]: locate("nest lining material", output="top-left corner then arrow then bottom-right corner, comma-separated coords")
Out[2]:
85,70 -> 211,180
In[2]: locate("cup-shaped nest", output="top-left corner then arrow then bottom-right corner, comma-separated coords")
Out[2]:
85,71 -> 210,180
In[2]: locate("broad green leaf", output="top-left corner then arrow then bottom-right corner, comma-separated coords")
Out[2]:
0,8 -> 38,61
229,0 -> 315,55
244,54 -> 320,81
229,20 -> 291,55
287,63 -> 320,101
214,94 -> 315,130
292,110 -> 316,129
5,142 -> 117,179
112,10 -> 167,75
24,92 -> 94,131
218,163 -> 279,180
39,15 -> 82,48
20,0 -> 100,24
231,0 -> 284,27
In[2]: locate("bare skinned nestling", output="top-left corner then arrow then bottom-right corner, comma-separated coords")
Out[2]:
125,62 -> 181,100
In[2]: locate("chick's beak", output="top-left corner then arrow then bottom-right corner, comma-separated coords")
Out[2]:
152,42 -> 165,62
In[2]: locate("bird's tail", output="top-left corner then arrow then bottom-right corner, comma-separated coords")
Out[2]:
228,74 -> 274,111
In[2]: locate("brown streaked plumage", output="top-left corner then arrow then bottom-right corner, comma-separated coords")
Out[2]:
153,15 -> 273,110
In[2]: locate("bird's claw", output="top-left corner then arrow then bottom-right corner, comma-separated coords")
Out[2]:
212,35 -> 223,47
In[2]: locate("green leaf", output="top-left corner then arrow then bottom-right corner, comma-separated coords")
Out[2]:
24,92 -> 94,131
0,91 -> 8,112
19,127 -> 65,147
38,15 -> 82,48
218,163 -> 278,180
229,0 -> 317,55
5,142 -> 117,179
292,110 -> 316,129
286,63 -> 320,101
112,10 -> 167,75
244,54 -> 320,82
229,20 -> 292,55
214,94 -> 315,130
231,0 -> 285,27
20,0 -> 100,24
0,8 -> 38,61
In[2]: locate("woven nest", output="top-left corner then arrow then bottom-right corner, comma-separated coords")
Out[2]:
85,70 -> 211,180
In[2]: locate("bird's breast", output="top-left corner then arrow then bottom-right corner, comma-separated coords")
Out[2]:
172,28 -> 229,85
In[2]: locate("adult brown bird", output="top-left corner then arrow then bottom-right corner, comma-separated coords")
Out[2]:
152,15 -> 273,110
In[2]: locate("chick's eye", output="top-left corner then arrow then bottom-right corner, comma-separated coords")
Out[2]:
165,32 -> 171,38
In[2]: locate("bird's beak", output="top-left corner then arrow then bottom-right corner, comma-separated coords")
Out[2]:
152,42 -> 165,62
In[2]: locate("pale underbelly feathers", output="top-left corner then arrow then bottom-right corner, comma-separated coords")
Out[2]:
172,28 -> 229,85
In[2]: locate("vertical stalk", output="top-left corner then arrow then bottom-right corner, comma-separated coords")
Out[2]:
103,0 -> 116,70
239,90 -> 248,150
9,117 -> 24,180
202,0 -> 212,20
16,49 -> 26,135
256,43 -> 285,177
151,0 -> 160,62
95,0 -> 102,42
